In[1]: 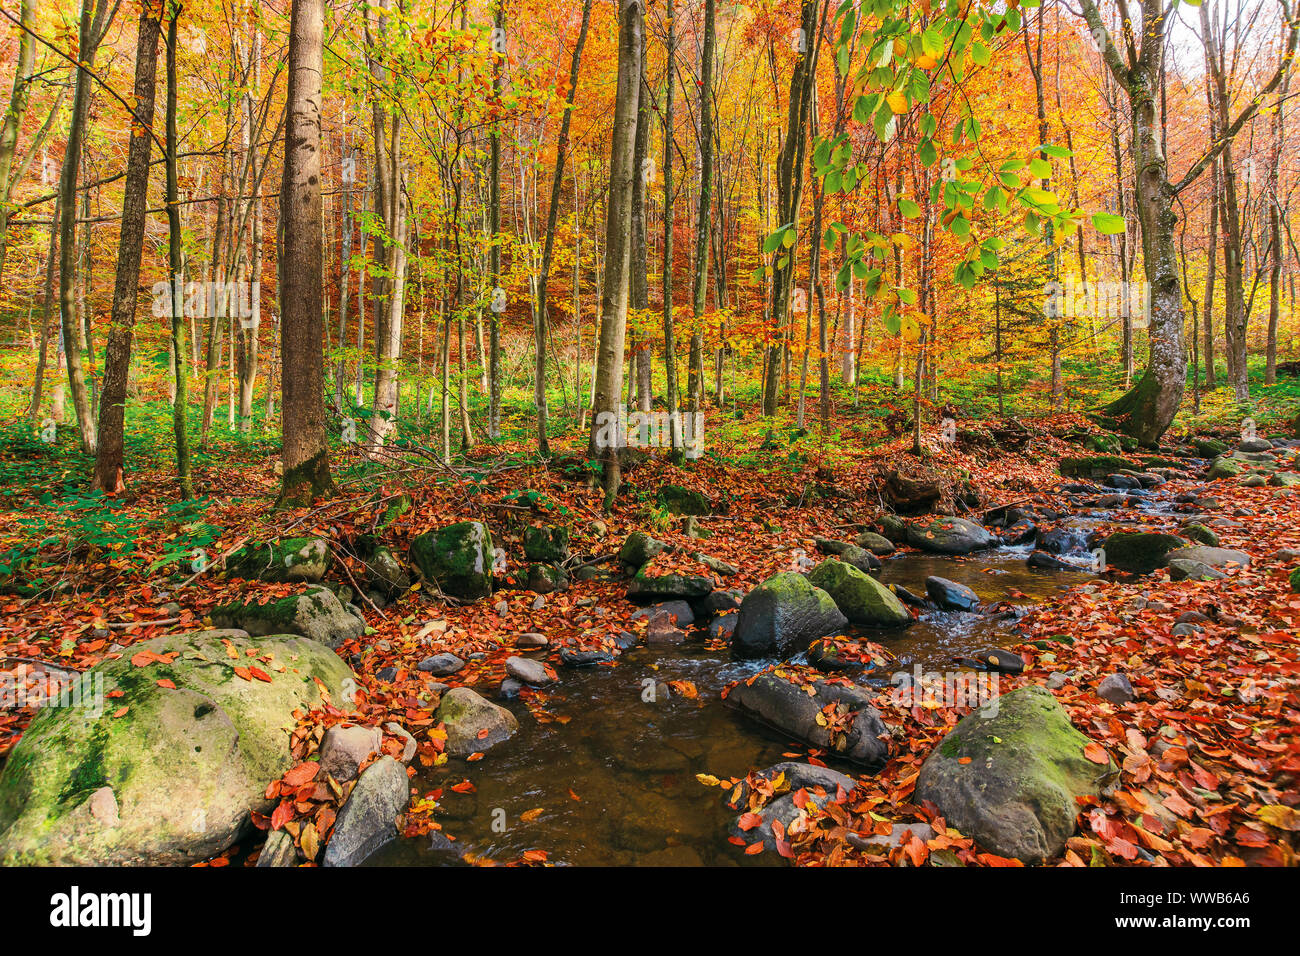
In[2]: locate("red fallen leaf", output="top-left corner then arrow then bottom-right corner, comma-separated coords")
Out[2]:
727,835 -> 747,846
232,666 -> 252,682
521,849 -> 548,863
112,706 -> 128,718
1106,836 -> 1140,860
775,837 -> 794,859
1163,791 -> 1195,819
792,788 -> 809,810
744,842 -> 765,855
958,756 -> 973,765
107,689 -> 124,698
270,801 -> 294,831
738,812 -> 764,831
1084,742 -> 1110,764
130,652 -> 156,667
248,666 -> 272,683
282,762 -> 319,787
467,752 -> 484,762
208,857 -> 229,868
568,789 -> 581,802
476,727 -> 491,739
450,779 -> 476,794
975,852 -> 1024,867
904,833 -> 929,866
156,679 -> 177,690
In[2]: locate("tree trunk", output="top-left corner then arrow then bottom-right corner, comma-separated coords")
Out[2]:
277,0 -> 336,506
91,2 -> 162,491
588,0 -> 641,506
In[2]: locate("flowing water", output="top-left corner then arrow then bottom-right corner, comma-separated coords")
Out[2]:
368,538 -> 1118,867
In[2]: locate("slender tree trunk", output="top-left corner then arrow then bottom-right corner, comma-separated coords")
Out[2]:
588,0 -> 641,506
91,2 -> 162,491
164,6 -> 193,496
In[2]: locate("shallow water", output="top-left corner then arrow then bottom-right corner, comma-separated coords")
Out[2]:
367,542 -> 1101,867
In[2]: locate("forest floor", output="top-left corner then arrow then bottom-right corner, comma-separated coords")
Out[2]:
1,402 -> 1298,867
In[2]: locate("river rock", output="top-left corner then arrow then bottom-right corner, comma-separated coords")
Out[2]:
0,630 -> 355,865
409,521 -> 494,601
1101,532 -> 1190,574
914,686 -> 1117,863
1097,673 -> 1135,704
855,531 -> 896,555
1167,559 -> 1226,582
631,600 -> 695,627
626,567 -> 715,601
1027,551 -> 1085,572
925,576 -> 980,611
505,655 -> 553,686
322,757 -> 409,867
417,652 -> 464,676
730,572 -> 847,657
435,688 -> 518,755
814,538 -> 881,572
807,559 -> 909,627
1163,545 -> 1250,570
1037,527 -> 1089,554
212,585 -> 365,650
318,724 -> 383,782
905,516 -> 994,554
726,668 -> 889,770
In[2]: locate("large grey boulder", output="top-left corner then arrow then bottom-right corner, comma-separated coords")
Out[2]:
905,516 -> 994,554
726,668 -> 889,770
729,572 -> 847,658
914,686 -> 1117,863
0,630 -> 355,865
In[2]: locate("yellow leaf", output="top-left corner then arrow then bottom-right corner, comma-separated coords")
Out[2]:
886,91 -> 909,114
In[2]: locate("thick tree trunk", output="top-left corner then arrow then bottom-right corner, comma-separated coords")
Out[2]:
277,0 -> 335,506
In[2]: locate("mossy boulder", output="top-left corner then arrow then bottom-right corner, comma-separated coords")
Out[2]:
1180,523 -> 1219,547
879,515 -> 909,544
1059,455 -> 1130,479
525,562 -> 569,594
905,516 -> 994,554
1083,432 -> 1122,455
1269,472 -> 1300,488
0,629 -> 355,865
434,688 -> 517,756
657,484 -> 711,516
914,686 -> 1117,863
807,559 -> 910,627
626,566 -> 715,601
618,531 -> 667,570
1207,456 -> 1245,480
1101,532 -> 1191,574
1193,437 -> 1230,457
225,537 -> 331,583
1290,568 -> 1300,593
212,585 -> 366,650
409,521 -> 494,601
730,572 -> 847,658
522,525 -> 569,563
364,545 -> 410,598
